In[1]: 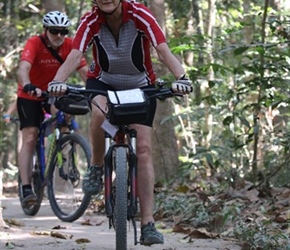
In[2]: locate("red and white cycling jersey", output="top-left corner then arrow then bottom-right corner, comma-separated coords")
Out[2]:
73,0 -> 167,89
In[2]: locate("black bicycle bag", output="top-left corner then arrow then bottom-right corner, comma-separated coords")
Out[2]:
55,96 -> 90,115
106,88 -> 149,125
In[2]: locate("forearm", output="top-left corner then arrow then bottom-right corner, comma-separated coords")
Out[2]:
7,102 -> 17,115
17,61 -> 31,86
54,49 -> 83,82
156,43 -> 185,80
77,65 -> 88,83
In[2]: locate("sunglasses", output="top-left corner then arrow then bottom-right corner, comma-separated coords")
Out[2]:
48,28 -> 69,35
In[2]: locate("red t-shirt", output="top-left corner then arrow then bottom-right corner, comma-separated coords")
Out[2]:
72,0 -> 166,86
17,34 -> 87,100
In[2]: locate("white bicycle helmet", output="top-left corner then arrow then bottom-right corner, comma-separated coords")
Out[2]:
42,11 -> 71,28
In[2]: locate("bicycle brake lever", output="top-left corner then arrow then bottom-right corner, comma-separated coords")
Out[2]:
156,78 -> 166,88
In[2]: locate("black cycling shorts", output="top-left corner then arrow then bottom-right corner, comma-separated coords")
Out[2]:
17,97 -> 51,130
86,78 -> 157,127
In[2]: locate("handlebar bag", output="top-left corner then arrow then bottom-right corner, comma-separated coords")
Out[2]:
55,96 -> 90,115
107,88 -> 149,125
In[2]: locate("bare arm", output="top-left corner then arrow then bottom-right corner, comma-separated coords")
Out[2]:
3,100 -> 17,123
155,42 -> 186,80
6,101 -> 17,115
54,49 -> 84,82
17,60 -> 43,96
17,61 -> 32,86
77,65 -> 88,83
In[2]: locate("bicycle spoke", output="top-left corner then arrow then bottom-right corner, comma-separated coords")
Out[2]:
47,133 -> 91,222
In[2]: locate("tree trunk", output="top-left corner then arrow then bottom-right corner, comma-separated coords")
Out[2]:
148,0 -> 180,183
42,0 -> 65,12
204,0 -> 216,149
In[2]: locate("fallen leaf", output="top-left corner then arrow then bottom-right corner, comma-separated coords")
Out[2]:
81,219 -> 92,226
172,225 -> 191,234
244,188 -> 260,202
176,185 -> 189,193
81,218 -> 104,226
185,228 -> 219,239
4,218 -> 24,227
52,225 -> 67,230
273,215 -> 288,223
172,215 -> 184,225
50,231 -> 73,239
75,238 -> 91,244
31,231 -> 50,236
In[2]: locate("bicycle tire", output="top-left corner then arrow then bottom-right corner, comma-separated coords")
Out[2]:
114,147 -> 128,250
47,133 -> 92,222
18,152 -> 44,216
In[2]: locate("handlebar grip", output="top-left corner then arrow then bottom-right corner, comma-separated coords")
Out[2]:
23,84 -> 48,98
41,91 -> 48,98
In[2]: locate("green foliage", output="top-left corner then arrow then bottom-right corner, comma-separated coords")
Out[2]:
165,1 -> 290,188
234,219 -> 290,250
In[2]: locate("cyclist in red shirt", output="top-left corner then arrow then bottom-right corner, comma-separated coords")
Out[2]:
17,11 -> 88,208
48,1 -> 192,245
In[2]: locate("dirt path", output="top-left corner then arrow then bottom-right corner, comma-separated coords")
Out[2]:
0,196 -> 240,250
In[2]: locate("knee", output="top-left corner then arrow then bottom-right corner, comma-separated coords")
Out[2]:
137,141 -> 151,159
22,131 -> 38,147
90,109 -> 104,126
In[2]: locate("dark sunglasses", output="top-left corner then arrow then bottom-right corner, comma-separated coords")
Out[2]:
48,28 -> 69,35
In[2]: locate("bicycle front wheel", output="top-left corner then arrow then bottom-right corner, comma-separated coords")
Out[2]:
47,133 -> 91,222
114,147 -> 128,250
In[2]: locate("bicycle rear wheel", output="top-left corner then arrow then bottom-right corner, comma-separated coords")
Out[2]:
47,133 -> 91,222
113,147 -> 128,250
18,151 -> 44,216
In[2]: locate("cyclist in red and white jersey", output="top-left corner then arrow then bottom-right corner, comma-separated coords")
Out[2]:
48,1 -> 192,245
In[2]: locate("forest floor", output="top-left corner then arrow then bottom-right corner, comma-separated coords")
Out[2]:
0,189 -> 241,250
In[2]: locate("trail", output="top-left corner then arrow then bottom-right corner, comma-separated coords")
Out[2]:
0,196 -> 240,250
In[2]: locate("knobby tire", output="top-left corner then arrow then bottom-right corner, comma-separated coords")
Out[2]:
114,147 -> 128,250
47,133 -> 91,222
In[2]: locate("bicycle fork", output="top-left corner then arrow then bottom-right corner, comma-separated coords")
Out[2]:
104,129 -> 139,245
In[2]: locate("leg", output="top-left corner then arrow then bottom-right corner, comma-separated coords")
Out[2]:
82,95 -> 106,195
18,127 -> 38,185
17,97 -> 43,206
89,95 -> 106,166
85,78 -> 110,166
132,124 -> 155,225
132,124 -> 164,245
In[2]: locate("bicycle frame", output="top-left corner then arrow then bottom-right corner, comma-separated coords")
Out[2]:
37,110 -> 77,183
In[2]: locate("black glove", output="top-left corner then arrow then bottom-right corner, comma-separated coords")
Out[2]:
23,83 -> 37,93
172,75 -> 193,94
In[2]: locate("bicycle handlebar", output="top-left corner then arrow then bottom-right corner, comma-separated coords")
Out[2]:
65,84 -> 182,101
22,87 -> 48,99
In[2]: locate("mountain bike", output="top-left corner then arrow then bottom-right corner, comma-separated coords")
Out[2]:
18,93 -> 92,222
65,81 -> 182,249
